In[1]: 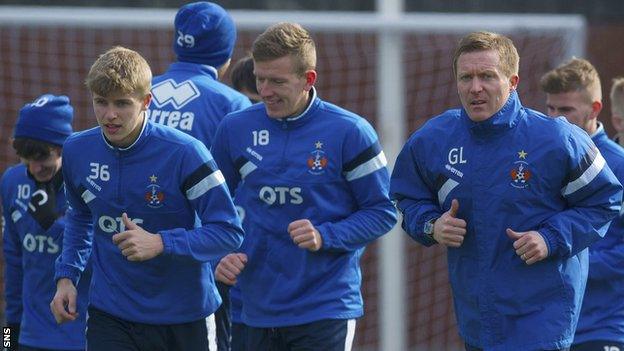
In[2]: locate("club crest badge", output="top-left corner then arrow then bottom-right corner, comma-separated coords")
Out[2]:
144,174 -> 165,208
510,150 -> 531,189
307,141 -> 329,175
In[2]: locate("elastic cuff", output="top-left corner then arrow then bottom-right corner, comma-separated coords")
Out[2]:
54,267 -> 80,287
160,230 -> 173,255
316,224 -> 332,250
536,226 -> 557,258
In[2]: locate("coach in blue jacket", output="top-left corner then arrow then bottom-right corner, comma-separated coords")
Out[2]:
212,22 -> 397,350
391,31 -> 623,351
541,58 -> 624,351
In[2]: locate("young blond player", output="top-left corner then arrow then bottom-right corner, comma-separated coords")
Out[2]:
50,46 -> 243,351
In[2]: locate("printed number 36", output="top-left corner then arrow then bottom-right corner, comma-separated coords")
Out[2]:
89,162 -> 110,181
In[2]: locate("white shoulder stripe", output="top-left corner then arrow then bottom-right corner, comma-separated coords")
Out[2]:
11,210 -> 22,223
186,170 -> 225,200
81,189 -> 96,204
438,179 -> 459,207
239,161 -> 257,179
562,151 -> 606,196
345,151 -> 387,181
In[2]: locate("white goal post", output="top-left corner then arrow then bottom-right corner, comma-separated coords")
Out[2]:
0,6 -> 585,351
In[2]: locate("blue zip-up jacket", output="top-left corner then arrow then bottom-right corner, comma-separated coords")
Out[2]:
573,123 -> 624,345
390,91 -> 622,351
148,62 -> 251,148
54,119 -> 244,324
1,165 -> 90,349
211,88 -> 397,327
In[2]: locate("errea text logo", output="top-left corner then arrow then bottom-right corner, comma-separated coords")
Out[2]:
151,79 -> 200,109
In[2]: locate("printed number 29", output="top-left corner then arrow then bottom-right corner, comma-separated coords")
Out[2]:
89,163 -> 110,181
252,130 -> 269,146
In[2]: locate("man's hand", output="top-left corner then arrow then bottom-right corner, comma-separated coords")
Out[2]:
50,278 -> 79,324
433,199 -> 467,247
112,213 -> 164,261
215,253 -> 248,285
506,228 -> 549,265
288,219 -> 323,252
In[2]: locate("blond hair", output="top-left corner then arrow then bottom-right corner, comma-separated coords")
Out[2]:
610,77 -> 624,117
252,22 -> 316,75
453,31 -> 519,78
85,46 -> 152,97
539,57 -> 602,103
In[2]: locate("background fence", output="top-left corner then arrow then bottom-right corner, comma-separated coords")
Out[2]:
0,7 -> 590,350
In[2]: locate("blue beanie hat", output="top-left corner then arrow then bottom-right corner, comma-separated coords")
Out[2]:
173,2 -> 236,68
13,94 -> 74,147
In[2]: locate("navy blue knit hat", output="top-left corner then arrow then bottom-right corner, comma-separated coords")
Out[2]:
173,2 -> 236,68
14,94 -> 74,146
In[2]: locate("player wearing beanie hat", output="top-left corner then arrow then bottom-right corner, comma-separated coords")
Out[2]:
1,94 -> 90,350
14,94 -> 73,147
173,1 -> 236,69
149,1 -> 250,148
149,3 -> 251,350
12,94 -> 73,182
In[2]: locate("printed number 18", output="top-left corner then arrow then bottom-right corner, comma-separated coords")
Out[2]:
252,130 -> 269,146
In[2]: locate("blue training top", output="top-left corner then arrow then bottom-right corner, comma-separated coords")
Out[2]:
54,119 -> 244,324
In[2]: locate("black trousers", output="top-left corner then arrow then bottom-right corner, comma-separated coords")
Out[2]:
466,343 -> 570,351
571,340 -> 624,351
86,306 -> 213,351
215,281 -> 232,351
246,319 -> 355,351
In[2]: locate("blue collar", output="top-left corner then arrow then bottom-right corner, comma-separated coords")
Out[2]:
169,61 -> 218,80
591,122 -> 607,142
462,90 -> 523,135
101,115 -> 150,154
266,87 -> 321,129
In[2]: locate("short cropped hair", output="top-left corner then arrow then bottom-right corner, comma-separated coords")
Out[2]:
539,57 -> 602,103
12,138 -> 60,161
252,22 -> 316,75
453,31 -> 519,79
230,55 -> 257,94
85,46 -> 152,97
610,77 -> 624,117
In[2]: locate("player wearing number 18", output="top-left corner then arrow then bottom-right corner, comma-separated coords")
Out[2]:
1,94 -> 90,350
50,46 -> 244,350
212,22 -> 397,350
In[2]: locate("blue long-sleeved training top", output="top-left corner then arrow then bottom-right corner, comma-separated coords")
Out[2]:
54,118 -> 244,324
1,165 -> 90,349
573,122 -> 624,345
390,91 -> 622,351
148,62 -> 251,148
211,88 -> 397,327
149,61 -> 251,275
